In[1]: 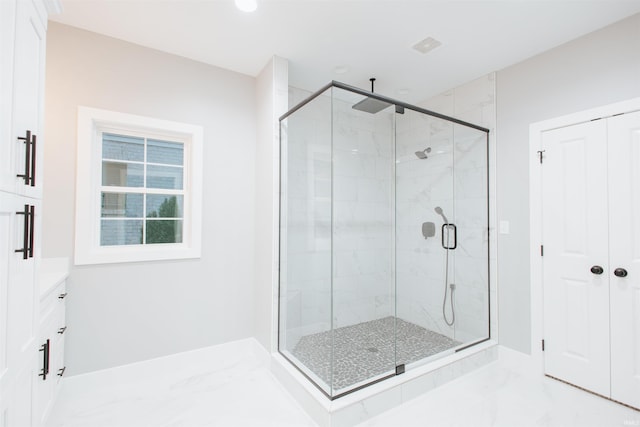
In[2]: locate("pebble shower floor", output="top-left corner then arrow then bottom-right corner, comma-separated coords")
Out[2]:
291,316 -> 460,391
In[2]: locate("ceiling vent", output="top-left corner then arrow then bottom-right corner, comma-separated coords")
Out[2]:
412,37 -> 442,54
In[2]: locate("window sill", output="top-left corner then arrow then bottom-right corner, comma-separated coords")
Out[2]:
74,244 -> 201,265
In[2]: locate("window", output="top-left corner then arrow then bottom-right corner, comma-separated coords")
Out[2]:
75,107 -> 203,265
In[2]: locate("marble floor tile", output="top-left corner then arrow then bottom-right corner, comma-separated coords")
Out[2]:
48,341 -> 639,427
46,339 -> 316,427
359,347 -> 639,427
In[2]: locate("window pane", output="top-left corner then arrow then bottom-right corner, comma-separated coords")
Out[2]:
146,220 -> 183,244
147,139 -> 184,165
100,220 -> 143,246
102,133 -> 144,162
146,195 -> 183,218
101,193 -> 143,218
146,165 -> 183,189
102,161 -> 144,187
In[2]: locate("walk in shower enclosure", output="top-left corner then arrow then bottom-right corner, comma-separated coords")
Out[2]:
278,81 -> 490,399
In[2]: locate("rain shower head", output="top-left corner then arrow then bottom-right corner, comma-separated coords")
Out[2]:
415,147 -> 432,159
352,78 -> 392,114
352,97 -> 393,114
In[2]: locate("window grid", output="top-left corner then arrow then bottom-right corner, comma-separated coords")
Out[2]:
100,131 -> 185,246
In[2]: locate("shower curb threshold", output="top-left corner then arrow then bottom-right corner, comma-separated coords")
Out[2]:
271,339 -> 498,427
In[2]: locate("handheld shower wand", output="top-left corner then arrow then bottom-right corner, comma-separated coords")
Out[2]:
434,206 -> 455,327
434,206 -> 448,224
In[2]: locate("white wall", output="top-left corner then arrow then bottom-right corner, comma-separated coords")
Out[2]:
43,23 -> 257,375
254,56 -> 288,352
496,13 -> 640,353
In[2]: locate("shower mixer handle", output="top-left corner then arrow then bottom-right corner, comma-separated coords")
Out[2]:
441,223 -> 457,250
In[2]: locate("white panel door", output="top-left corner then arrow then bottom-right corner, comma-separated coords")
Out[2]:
608,110 -> 640,409
0,192 -> 37,421
11,0 -> 45,198
0,0 -> 17,192
542,120 -> 611,397
0,193 -> 12,392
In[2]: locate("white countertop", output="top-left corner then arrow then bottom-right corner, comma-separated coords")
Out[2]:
39,257 -> 69,298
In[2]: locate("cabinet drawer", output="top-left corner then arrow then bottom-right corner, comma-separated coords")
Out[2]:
39,280 -> 66,318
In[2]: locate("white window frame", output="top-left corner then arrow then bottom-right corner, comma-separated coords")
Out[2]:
75,106 -> 203,265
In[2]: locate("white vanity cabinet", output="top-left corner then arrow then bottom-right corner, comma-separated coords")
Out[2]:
33,272 -> 67,427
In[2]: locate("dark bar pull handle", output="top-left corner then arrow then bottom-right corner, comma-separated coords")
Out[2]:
58,326 -> 67,334
39,339 -> 50,380
28,205 -> 35,258
14,204 -> 29,260
57,367 -> 66,377
30,134 -> 36,186
16,130 -> 32,185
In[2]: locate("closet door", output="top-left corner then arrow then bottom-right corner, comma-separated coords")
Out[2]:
608,110 -> 640,409
541,120 -> 611,397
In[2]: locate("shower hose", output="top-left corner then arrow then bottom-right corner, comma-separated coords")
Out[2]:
443,225 -> 455,326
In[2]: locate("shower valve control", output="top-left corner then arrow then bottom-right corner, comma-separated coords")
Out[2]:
590,265 -> 604,275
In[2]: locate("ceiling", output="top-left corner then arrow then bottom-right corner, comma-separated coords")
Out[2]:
51,0 -> 640,103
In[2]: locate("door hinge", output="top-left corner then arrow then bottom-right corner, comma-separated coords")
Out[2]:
537,150 -> 545,164
540,245 -> 544,256
541,339 -> 545,351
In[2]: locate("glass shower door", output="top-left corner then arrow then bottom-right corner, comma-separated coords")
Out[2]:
394,109 -> 460,371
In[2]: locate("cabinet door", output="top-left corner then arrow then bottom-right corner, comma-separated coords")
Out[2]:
608,110 -> 640,409
11,0 -> 46,198
541,120 -> 611,397
0,364 -> 34,427
0,192 -> 38,416
0,0 -> 17,192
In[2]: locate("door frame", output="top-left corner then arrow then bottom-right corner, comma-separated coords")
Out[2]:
528,97 -> 640,372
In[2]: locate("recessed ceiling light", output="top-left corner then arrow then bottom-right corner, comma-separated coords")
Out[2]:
397,88 -> 410,95
334,65 -> 349,74
235,0 -> 257,12
412,37 -> 441,54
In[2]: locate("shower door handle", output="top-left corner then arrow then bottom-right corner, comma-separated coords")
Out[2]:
441,224 -> 457,250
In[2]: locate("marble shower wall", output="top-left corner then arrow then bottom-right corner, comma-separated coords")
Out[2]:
417,73 -> 496,343
331,88 -> 395,329
394,110 -> 458,339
